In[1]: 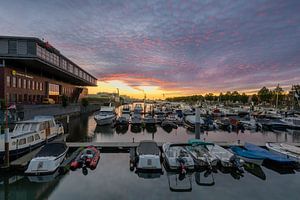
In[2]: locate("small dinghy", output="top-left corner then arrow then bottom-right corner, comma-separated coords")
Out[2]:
70,146 -> 100,170
206,144 -> 244,172
186,139 -> 218,168
162,143 -> 194,172
266,143 -> 300,163
135,140 -> 162,173
25,142 -> 68,175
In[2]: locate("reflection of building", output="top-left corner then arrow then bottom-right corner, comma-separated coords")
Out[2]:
0,36 -> 97,104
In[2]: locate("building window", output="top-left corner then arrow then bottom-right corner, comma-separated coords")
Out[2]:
23,79 -> 27,89
49,83 -> 60,95
18,78 -> 22,88
6,76 -> 11,87
12,77 -> 16,88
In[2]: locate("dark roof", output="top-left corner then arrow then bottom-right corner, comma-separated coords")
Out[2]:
137,140 -> 160,155
36,142 -> 68,157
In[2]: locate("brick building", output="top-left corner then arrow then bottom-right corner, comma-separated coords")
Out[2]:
0,36 -> 97,105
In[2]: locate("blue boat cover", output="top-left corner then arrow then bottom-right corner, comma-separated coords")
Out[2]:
230,146 -> 265,160
244,143 -> 295,164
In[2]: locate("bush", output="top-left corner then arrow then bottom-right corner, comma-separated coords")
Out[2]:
81,98 -> 89,107
61,95 -> 68,107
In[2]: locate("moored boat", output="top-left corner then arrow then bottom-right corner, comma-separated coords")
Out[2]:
70,146 -> 100,170
0,116 -> 64,161
25,141 -> 68,175
206,144 -> 244,172
186,139 -> 218,168
266,142 -> 300,162
162,143 -> 194,172
135,140 -> 162,172
94,104 -> 116,126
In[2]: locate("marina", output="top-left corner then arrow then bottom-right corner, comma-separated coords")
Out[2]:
1,0 -> 300,199
1,103 -> 300,199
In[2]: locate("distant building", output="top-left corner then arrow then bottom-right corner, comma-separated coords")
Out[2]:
0,36 -> 97,104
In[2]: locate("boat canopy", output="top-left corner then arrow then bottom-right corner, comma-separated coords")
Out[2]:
35,142 -> 67,157
137,140 -> 160,155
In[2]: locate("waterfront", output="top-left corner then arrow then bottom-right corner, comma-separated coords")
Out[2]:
65,112 -> 300,145
1,153 -> 300,200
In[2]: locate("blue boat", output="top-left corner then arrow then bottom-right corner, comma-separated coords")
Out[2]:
230,146 -> 265,165
244,143 -> 296,166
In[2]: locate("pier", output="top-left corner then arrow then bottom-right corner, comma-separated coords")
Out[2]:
3,141 -> 300,172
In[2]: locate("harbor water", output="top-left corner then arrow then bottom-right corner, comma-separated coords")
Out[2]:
1,153 -> 300,200
1,105 -> 300,200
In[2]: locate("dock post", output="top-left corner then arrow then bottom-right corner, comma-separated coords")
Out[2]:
4,127 -> 10,167
132,137 -> 135,143
195,108 -> 201,139
66,115 -> 70,133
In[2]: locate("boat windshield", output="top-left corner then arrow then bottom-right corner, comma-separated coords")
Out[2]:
137,141 -> 160,155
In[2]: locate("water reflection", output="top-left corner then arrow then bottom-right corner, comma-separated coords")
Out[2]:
167,171 -> 193,192
64,113 -> 300,144
243,163 -> 266,180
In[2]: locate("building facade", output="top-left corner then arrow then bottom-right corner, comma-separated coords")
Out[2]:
0,36 -> 97,105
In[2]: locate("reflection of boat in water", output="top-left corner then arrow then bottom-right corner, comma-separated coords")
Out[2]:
27,171 -> 60,183
194,171 -> 215,186
243,163 -> 266,180
166,171 -> 193,192
94,124 -> 114,135
131,124 -> 142,133
145,125 -> 157,133
116,124 -> 128,134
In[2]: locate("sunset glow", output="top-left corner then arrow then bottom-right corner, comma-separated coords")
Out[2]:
1,0 -> 299,98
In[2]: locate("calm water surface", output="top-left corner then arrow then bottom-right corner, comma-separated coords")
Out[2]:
1,153 -> 300,200
65,113 -> 300,144
1,108 -> 300,200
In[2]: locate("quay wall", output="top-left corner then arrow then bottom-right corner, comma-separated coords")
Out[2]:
18,103 -> 101,120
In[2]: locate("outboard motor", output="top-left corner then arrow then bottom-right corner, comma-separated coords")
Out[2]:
230,156 -> 244,173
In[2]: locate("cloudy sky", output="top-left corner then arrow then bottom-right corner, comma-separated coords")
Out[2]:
1,0 -> 299,98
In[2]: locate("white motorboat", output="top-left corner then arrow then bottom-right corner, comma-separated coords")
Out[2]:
0,116 -> 64,161
143,115 -> 156,126
133,104 -> 143,114
184,115 -> 204,128
94,104 -> 116,126
25,141 -> 68,175
136,140 -> 162,172
206,144 -> 244,171
282,117 -> 300,130
162,143 -> 194,171
131,114 -> 142,126
186,139 -> 218,168
266,142 -> 300,162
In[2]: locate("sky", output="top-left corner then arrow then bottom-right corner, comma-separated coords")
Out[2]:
0,0 -> 300,99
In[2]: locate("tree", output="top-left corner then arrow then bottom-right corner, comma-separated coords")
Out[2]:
205,93 -> 214,101
231,91 -> 240,102
258,86 -> 272,103
81,98 -> 89,107
251,94 -> 259,104
240,93 -> 248,104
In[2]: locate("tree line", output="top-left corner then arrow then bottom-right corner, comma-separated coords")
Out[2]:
166,85 -> 300,107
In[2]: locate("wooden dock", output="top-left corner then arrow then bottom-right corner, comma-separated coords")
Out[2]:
10,147 -> 43,170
